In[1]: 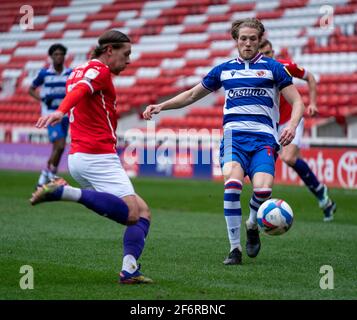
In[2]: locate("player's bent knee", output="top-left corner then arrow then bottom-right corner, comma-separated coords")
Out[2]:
138,201 -> 151,221
123,196 -> 140,225
123,195 -> 151,224
127,210 -> 140,225
222,162 -> 243,181
139,206 -> 151,221
127,206 -> 151,225
137,197 -> 151,221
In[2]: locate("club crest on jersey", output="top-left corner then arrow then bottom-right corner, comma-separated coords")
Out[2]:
231,70 -> 236,77
256,70 -> 266,77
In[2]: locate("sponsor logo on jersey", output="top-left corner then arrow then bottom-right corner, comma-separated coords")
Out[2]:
227,88 -> 267,99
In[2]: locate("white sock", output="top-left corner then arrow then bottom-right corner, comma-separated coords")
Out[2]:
61,186 -> 82,201
122,254 -> 138,273
225,216 -> 242,252
47,166 -> 58,180
224,179 -> 243,253
37,170 -> 48,186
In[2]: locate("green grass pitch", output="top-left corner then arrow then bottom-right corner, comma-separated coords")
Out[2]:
0,170 -> 356,300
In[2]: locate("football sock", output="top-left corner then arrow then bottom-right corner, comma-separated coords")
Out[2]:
61,186 -> 82,201
224,179 -> 243,252
292,158 -> 325,200
123,217 -> 150,271
37,169 -> 49,186
47,164 -> 58,178
247,188 -> 272,228
78,190 -> 129,225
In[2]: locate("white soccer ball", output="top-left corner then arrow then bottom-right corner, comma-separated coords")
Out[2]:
257,198 -> 294,235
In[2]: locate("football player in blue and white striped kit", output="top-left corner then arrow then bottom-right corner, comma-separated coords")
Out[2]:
143,18 -> 305,265
29,43 -> 72,188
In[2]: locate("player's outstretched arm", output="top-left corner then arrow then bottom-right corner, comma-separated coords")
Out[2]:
280,84 -> 305,146
143,83 -> 211,120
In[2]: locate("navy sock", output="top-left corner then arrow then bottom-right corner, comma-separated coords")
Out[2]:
78,190 -> 129,225
123,217 -> 150,260
292,158 -> 324,200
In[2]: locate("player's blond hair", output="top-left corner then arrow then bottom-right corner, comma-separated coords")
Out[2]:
231,18 -> 265,40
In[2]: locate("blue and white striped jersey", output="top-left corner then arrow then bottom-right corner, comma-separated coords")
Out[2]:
31,65 -> 72,115
202,53 -> 292,144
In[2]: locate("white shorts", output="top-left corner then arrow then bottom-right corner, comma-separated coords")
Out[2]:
279,118 -> 304,148
68,153 -> 135,198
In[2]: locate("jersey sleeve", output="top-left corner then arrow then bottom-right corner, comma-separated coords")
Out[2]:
271,61 -> 293,91
79,66 -> 111,94
286,61 -> 306,79
201,65 -> 222,92
31,69 -> 46,88
58,82 -> 92,115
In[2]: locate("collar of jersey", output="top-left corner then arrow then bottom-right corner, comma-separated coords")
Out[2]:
237,52 -> 263,64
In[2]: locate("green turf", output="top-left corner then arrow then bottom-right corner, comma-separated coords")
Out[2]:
0,170 -> 356,300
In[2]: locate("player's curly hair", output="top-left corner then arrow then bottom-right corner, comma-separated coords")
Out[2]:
231,18 -> 265,40
91,30 -> 131,58
48,43 -> 67,56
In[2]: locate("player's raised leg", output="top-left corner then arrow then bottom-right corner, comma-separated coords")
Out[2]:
30,178 -> 132,225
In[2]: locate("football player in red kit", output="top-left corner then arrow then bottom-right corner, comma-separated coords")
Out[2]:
31,30 -> 153,284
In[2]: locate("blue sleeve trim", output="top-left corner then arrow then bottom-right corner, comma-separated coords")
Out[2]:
278,81 -> 293,91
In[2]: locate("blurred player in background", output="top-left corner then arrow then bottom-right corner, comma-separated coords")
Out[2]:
30,30 -> 152,284
260,39 -> 336,222
29,43 -> 72,188
143,18 -> 305,265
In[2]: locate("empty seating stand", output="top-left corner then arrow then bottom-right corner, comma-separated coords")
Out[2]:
0,0 -> 356,130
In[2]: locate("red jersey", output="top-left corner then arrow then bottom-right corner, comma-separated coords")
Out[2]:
278,59 -> 307,125
65,59 -> 118,154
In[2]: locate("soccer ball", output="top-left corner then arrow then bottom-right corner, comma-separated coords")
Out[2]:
257,199 -> 294,235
